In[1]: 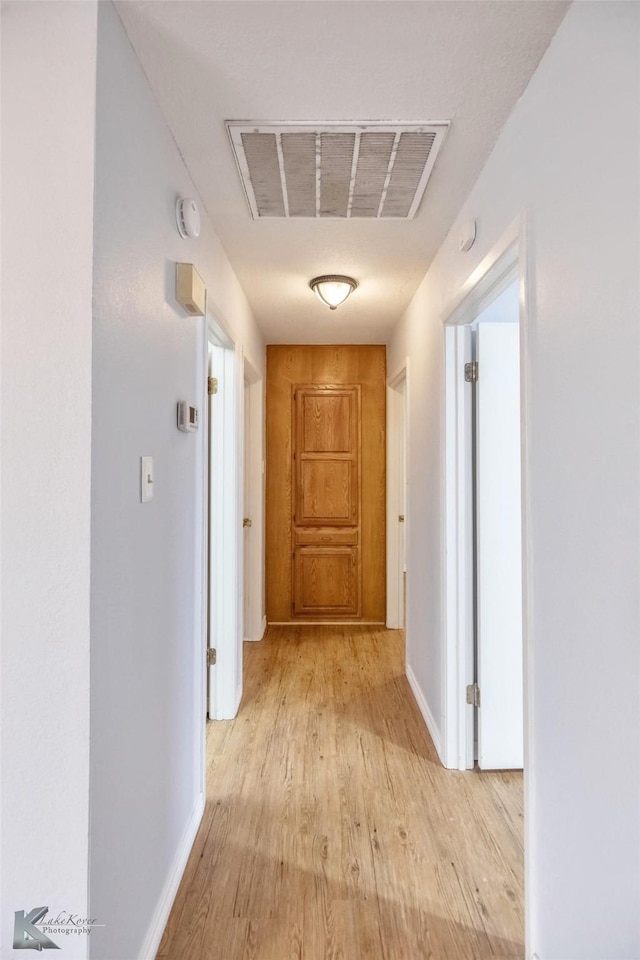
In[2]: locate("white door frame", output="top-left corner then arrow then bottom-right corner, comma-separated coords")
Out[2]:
386,362 -> 409,628
440,216 -> 532,775
242,354 -> 265,642
205,313 -> 243,720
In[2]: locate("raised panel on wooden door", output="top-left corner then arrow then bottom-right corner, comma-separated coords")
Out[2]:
301,391 -> 352,453
293,546 -> 360,617
299,460 -> 353,525
294,386 -> 360,528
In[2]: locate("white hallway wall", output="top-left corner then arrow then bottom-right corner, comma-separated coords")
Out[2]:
1,1 -> 264,958
0,3 -> 97,957
389,3 -> 639,958
89,4 -> 264,959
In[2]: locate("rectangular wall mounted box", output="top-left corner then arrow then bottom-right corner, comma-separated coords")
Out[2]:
176,262 -> 206,316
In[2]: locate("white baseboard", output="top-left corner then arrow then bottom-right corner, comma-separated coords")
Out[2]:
406,664 -> 445,765
269,620 -> 385,627
137,791 -> 205,960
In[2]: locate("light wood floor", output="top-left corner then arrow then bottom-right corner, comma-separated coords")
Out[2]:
157,626 -> 524,960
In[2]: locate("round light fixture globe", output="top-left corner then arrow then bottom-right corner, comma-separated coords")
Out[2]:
309,275 -> 358,310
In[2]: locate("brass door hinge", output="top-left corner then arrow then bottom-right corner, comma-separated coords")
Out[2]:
464,362 -> 478,383
208,376 -> 218,396
207,648 -> 217,667
466,683 -> 480,707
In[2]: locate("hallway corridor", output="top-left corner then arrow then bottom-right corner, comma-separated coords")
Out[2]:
158,626 -> 523,959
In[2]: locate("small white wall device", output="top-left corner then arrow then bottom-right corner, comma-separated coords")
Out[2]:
177,401 -> 199,432
459,219 -> 477,253
175,262 -> 206,316
176,197 -> 201,239
140,456 -> 154,502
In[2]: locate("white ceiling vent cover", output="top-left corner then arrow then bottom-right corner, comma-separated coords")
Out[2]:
227,121 -> 449,220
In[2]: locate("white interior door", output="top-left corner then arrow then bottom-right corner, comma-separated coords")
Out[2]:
207,344 -> 217,719
386,372 -> 407,629
476,320 -> 523,769
206,335 -> 242,719
243,378 -> 251,637
399,377 -> 407,624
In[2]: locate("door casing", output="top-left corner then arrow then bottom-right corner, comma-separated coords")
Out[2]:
440,214 -> 535,955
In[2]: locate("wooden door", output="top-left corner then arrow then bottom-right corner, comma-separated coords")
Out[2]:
293,385 -> 360,616
266,345 -> 386,622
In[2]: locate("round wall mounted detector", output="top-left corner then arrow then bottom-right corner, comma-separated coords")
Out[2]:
176,197 -> 201,239
459,219 -> 477,253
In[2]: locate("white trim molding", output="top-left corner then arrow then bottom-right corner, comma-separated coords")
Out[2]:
442,323 -> 475,771
406,664 -> 444,765
137,792 -> 205,960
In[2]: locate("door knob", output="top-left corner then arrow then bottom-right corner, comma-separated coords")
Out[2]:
243,518 -> 252,528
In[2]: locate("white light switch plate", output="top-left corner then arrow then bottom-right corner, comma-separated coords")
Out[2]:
141,456 -> 154,502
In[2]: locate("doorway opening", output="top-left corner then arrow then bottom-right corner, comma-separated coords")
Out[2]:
205,315 -> 242,720
442,226 -> 529,774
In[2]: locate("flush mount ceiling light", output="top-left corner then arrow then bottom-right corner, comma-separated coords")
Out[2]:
309,275 -> 358,310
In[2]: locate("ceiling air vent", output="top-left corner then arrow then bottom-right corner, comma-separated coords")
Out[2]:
227,121 -> 449,220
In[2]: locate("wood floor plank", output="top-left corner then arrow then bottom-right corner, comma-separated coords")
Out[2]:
157,625 -> 524,959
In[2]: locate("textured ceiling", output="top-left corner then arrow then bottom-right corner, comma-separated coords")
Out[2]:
115,1 -> 568,345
